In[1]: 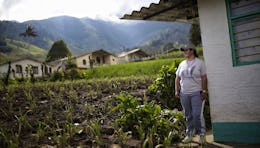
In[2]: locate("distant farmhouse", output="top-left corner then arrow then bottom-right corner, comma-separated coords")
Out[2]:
0,58 -> 52,79
0,49 -> 150,78
117,48 -> 149,63
48,48 -> 149,70
47,57 -> 68,72
74,49 -> 117,69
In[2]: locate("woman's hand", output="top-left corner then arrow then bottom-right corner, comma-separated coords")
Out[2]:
201,91 -> 207,100
175,91 -> 180,98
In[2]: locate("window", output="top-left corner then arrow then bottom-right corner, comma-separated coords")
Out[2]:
226,0 -> 260,66
32,66 -> 38,74
15,65 -> 22,73
83,59 -> 86,65
96,57 -> 100,64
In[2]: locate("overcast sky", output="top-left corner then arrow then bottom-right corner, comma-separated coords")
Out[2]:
0,0 -> 160,22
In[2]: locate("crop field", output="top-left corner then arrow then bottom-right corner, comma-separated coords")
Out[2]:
0,59 -> 211,147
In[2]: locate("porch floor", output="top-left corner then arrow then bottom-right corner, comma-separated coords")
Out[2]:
177,130 -> 260,148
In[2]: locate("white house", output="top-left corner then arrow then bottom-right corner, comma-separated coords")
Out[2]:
117,48 -> 149,63
74,49 -> 117,69
122,0 -> 260,144
47,57 -> 68,72
0,58 -> 53,79
47,49 -> 118,70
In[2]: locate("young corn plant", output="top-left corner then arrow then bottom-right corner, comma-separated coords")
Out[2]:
12,108 -> 32,147
47,105 -> 53,121
86,120 -> 102,147
55,86 -> 65,105
142,128 -> 155,148
15,108 -> 32,134
0,128 -> 19,148
36,121 -> 50,139
6,86 -> 16,114
114,127 -> 132,146
64,122 -> 76,140
51,123 -> 70,147
64,103 -> 73,123
24,86 -> 36,110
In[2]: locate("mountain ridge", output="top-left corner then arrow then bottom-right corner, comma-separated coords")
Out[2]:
0,15 -> 190,63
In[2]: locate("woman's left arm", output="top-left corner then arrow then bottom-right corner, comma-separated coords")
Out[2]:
201,74 -> 207,100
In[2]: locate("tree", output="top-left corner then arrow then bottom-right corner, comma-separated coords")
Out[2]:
19,24 -> 38,37
46,40 -> 72,62
189,23 -> 201,46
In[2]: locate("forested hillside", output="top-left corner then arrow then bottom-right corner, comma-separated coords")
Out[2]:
0,15 -> 190,63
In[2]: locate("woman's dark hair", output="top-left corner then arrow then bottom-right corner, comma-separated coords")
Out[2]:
193,49 -> 199,57
188,48 -> 199,57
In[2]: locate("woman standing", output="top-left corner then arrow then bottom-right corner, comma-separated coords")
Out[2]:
175,44 -> 207,145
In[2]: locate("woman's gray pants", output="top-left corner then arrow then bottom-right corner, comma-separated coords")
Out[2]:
180,91 -> 206,136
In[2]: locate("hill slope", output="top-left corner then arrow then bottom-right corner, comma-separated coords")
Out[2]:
0,16 -> 190,62
0,38 -> 47,64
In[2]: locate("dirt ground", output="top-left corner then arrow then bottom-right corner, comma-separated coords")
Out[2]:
0,79 -> 155,147
1,79 -> 259,148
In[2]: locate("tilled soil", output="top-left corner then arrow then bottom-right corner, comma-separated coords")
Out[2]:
0,78 -> 153,147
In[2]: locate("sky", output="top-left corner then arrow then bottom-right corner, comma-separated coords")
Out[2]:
0,0 -> 160,22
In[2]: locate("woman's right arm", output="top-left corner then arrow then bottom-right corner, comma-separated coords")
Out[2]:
175,76 -> 181,98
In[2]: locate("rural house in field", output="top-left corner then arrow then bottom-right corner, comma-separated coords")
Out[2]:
0,58 -> 53,79
117,48 -> 149,63
47,57 -> 68,72
47,49 -> 117,70
123,0 -> 260,144
74,49 -> 117,69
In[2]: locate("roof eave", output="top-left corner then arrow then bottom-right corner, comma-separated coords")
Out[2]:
121,0 -> 199,24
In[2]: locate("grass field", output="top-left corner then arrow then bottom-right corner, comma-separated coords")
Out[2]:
82,58 -> 184,79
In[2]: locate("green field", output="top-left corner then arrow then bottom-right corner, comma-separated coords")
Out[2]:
82,58 -> 184,79
0,38 -> 47,64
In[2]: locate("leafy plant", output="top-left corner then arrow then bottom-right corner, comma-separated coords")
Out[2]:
50,71 -> 64,82
149,60 -> 181,110
113,92 -> 185,146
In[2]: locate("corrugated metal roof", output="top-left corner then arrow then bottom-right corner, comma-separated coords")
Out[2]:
118,48 -> 148,57
74,49 -> 115,58
121,0 -> 199,24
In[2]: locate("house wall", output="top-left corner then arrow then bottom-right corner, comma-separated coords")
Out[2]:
198,0 -> 260,143
129,53 -> 142,62
108,55 -> 117,65
75,53 -> 117,69
0,59 -> 51,78
118,56 -> 129,63
118,52 -> 146,63
76,54 -> 91,69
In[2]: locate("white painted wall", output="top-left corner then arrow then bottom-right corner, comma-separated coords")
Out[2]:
198,0 -> 260,122
0,59 -> 51,78
76,54 -> 91,69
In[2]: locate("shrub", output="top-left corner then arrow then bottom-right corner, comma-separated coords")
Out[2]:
149,59 -> 212,130
50,71 -> 64,81
112,92 -> 185,146
64,68 -> 82,80
148,60 -> 182,110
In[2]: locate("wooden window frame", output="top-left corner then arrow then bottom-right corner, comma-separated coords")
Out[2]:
15,65 -> 22,73
226,0 -> 260,66
32,66 -> 39,74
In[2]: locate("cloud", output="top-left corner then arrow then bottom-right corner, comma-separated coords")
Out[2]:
2,0 -> 21,9
0,0 -> 160,22
0,0 -> 24,20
